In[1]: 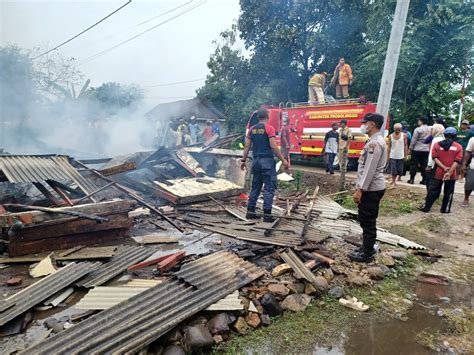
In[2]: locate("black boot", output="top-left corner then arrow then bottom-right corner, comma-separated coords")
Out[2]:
246,208 -> 260,220
348,249 -> 374,263
263,209 -> 276,223
407,178 -> 415,184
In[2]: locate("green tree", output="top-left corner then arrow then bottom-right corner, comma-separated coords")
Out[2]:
199,0 -> 473,131
86,82 -> 144,116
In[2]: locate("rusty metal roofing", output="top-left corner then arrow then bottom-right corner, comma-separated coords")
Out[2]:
281,249 -> 319,286
0,155 -> 99,195
25,251 -> 264,354
77,246 -> 155,288
0,262 -> 98,327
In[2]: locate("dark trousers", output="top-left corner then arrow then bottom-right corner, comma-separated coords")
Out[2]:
326,153 -> 336,173
358,190 -> 385,253
248,157 -> 277,212
410,150 -> 429,181
424,179 -> 456,213
425,168 -> 435,192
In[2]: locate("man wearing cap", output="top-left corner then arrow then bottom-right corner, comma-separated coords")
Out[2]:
338,119 -> 352,186
349,113 -> 387,263
241,108 -> 289,222
456,119 -> 473,151
308,72 -> 327,104
420,127 -> 463,213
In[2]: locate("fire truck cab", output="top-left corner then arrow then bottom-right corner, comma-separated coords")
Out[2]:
247,99 -> 389,169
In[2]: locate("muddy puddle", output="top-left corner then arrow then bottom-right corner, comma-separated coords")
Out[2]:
247,278 -> 472,355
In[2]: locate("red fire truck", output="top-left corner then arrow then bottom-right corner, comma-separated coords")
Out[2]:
247,99 -> 389,169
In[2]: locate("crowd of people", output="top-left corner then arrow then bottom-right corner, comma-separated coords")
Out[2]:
167,116 -> 221,147
321,116 -> 473,213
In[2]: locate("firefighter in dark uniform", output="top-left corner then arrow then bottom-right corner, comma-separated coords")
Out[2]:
241,108 -> 289,222
349,113 -> 387,262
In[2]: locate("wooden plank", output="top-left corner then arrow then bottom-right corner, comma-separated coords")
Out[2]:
9,213 -> 132,242
8,229 -> 129,257
140,235 -> 178,244
98,162 -> 136,176
0,200 -> 136,226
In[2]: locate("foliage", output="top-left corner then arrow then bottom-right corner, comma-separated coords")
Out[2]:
86,82 -> 144,115
198,0 -> 474,131
0,45 -> 38,121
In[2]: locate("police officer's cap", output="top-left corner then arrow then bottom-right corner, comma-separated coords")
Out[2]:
361,113 -> 384,128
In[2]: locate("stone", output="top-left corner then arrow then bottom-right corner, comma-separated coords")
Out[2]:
281,294 -> 311,312
6,276 -> 22,286
260,293 -> 283,316
187,316 -> 208,327
439,296 -> 451,304
267,284 -> 290,300
245,312 -> 261,328
272,263 -> 292,277
260,314 -> 272,326
232,317 -> 249,335
287,282 -> 305,294
207,313 -> 231,335
238,296 -> 250,309
323,268 -> 334,282
163,345 -> 186,355
213,335 -> 224,344
347,272 -> 369,286
379,265 -> 391,275
378,254 -> 396,267
387,251 -> 408,260
331,264 -> 347,275
305,283 -> 317,296
328,286 -> 344,299
162,328 -> 182,343
313,276 -> 329,295
182,325 -> 214,352
367,266 -> 385,280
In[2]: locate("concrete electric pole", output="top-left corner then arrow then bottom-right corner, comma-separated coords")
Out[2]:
376,0 -> 411,133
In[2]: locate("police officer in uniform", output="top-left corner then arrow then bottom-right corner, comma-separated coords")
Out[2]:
241,108 -> 289,222
349,113 -> 387,262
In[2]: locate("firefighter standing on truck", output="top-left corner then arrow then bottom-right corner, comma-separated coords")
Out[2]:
330,57 -> 353,99
308,72 -> 327,104
241,108 -> 289,222
349,113 -> 386,263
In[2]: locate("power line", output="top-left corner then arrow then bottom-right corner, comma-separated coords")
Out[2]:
135,0 -> 194,26
146,77 -> 206,87
76,1 -> 206,66
32,0 -> 132,60
63,0 -> 196,55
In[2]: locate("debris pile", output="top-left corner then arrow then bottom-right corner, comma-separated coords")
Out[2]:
0,140 -> 432,353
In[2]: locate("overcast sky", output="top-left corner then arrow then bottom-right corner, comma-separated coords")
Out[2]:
0,0 -> 241,109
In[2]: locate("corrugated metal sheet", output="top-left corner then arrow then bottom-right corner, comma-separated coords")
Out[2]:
125,279 -> 163,287
281,249 -> 319,286
376,230 -> 427,250
25,251 -> 264,354
206,290 -> 244,311
75,287 -> 148,310
0,262 -> 98,326
77,246 -> 155,288
0,155 -> 99,195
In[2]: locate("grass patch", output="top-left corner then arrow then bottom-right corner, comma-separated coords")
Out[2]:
338,194 -> 423,216
217,297 -> 352,354
414,215 -> 446,234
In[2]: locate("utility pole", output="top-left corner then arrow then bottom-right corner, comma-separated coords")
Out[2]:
376,0 -> 410,133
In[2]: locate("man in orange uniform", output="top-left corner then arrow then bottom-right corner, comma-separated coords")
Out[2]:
330,57 -> 353,99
